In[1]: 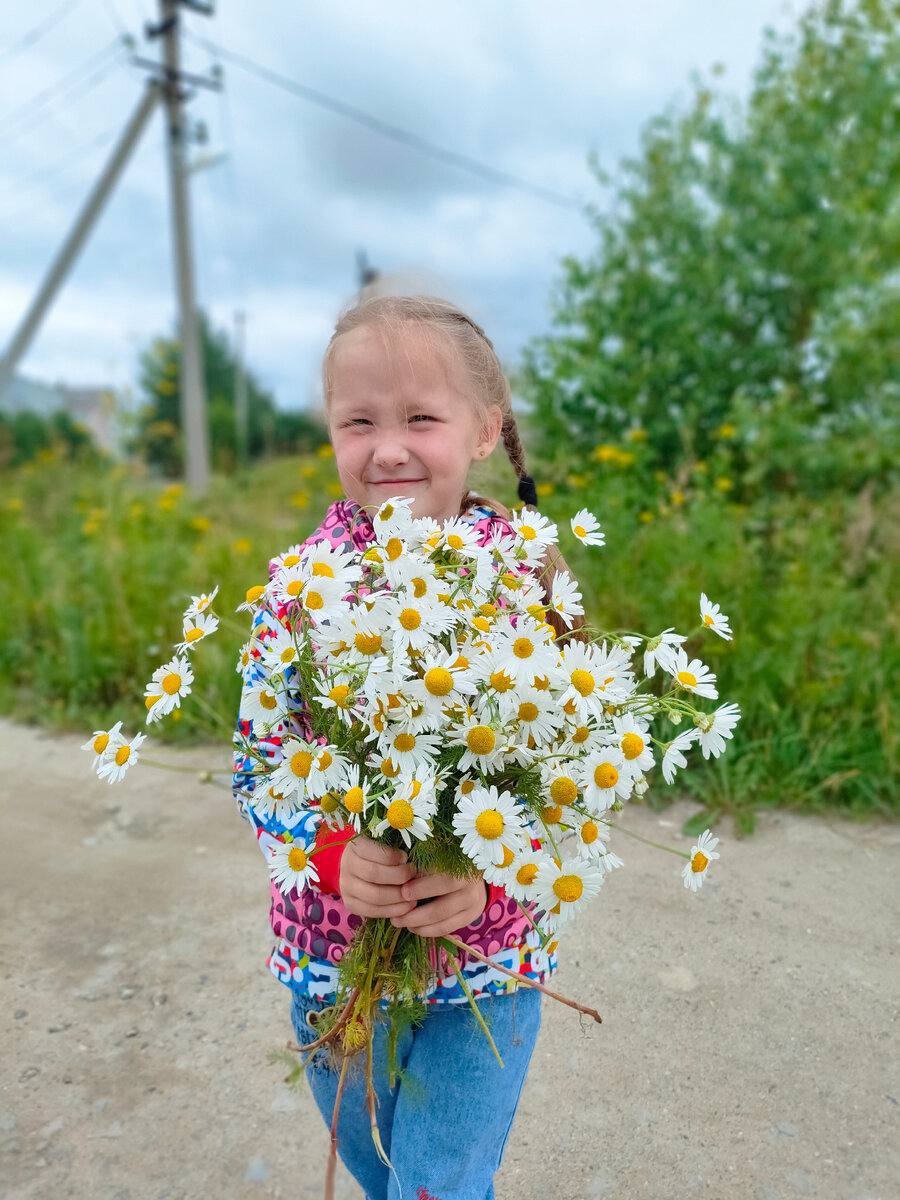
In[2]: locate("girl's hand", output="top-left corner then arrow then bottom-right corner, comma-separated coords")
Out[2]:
339,837 -> 418,920
390,873 -> 489,939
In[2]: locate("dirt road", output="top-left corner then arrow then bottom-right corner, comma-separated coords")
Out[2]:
0,718 -> 896,1199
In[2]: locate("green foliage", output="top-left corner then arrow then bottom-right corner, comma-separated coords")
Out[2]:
131,311 -> 327,475
520,0 -> 900,494
0,409 -> 98,468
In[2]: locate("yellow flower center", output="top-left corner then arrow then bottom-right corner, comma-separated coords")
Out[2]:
692,851 -> 709,874
399,608 -> 421,631
185,627 -> 204,643
320,792 -> 339,813
344,786 -> 365,813
499,844 -> 515,868
328,684 -> 351,707
354,631 -> 383,655
621,732 -> 644,760
162,672 -> 182,695
489,669 -> 515,693
424,667 -> 454,697
93,733 -> 109,754
311,562 -> 334,578
246,585 -> 266,604
385,537 -> 403,561
480,603 -> 497,617
411,577 -> 428,598
542,803 -> 563,825
513,637 -> 534,659
472,616 -> 492,633
460,779 -> 475,795
516,863 -> 538,887
290,750 -> 314,778
466,726 -> 496,755
286,580 -> 303,597
446,534 -> 464,550
570,668 -> 595,696
282,555 -> 301,568
549,777 -> 578,806
305,590 -> 324,610
517,702 -> 539,722
114,746 -> 130,766
518,525 -> 536,540
553,874 -> 584,904
260,690 -> 278,710
393,733 -> 416,753
318,751 -> 333,770
380,757 -> 399,778
581,821 -> 599,845
703,613 -> 715,627
363,547 -> 382,563
453,655 -> 469,670
677,670 -> 698,688
593,763 -> 619,790
572,726 -> 590,744
287,846 -> 308,871
380,503 -> 394,519
475,809 -> 504,839
574,524 -> 586,538
387,799 -> 415,830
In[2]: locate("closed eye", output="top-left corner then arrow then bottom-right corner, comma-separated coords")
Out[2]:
409,414 -> 436,424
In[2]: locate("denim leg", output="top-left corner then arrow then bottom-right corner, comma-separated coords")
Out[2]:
386,988 -> 542,1200
290,990 -> 415,1200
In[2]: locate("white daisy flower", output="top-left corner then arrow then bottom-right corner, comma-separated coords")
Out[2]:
598,849 -> 625,874
372,779 -> 437,848
371,496 -> 416,540
239,678 -> 289,730
432,517 -> 483,558
406,645 -> 478,721
268,836 -> 320,895
700,592 -> 732,641
540,764 -> 582,811
300,541 -> 364,591
489,614 -> 560,687
338,765 -> 374,834
580,747 -> 632,812
235,583 -> 268,615
570,509 -> 605,547
666,647 -> 719,699
452,785 -> 528,867
267,737 -> 323,805
144,656 -> 194,723
314,677 -> 360,727
557,640 -> 633,721
235,639 -> 255,676
389,556 -> 441,604
555,719 -> 604,757
510,510 -> 559,566
608,715 -> 655,774
176,611 -> 219,652
447,715 -> 507,774
384,595 -> 457,654
377,727 -> 443,773
507,689 -> 563,748
546,570 -> 585,628
480,840 -> 523,886
682,829 -> 720,891
565,809 -> 611,860
696,702 -> 741,760
316,791 -> 347,831
306,744 -> 350,798
504,846 -> 556,903
262,626 -> 303,676
533,856 -> 604,932
96,730 -> 146,784
82,720 -> 124,771
661,728 -> 699,784
183,585 -> 219,619
642,629 -> 687,677
252,779 -> 301,821
269,544 -> 305,574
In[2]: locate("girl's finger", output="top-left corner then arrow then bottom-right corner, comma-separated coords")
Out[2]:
354,839 -> 409,867
361,861 -> 417,886
348,879 -> 410,908
400,874 -> 461,902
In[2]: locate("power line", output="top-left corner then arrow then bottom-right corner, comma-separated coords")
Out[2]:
99,0 -> 130,38
0,126 -> 119,228
0,39 -> 125,150
184,31 -> 585,213
0,0 -> 83,67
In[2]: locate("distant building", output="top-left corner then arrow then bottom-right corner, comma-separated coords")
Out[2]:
0,374 -> 120,454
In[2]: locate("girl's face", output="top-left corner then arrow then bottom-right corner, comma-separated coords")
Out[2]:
327,322 -> 501,522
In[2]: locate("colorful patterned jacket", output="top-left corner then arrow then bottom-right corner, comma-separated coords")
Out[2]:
231,499 -> 555,1003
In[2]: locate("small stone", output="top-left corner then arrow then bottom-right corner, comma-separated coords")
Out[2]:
19,1067 -> 40,1081
40,1118 -> 63,1138
244,1156 -> 269,1183
777,1122 -> 797,1136
152,992 -> 168,1007
120,987 -> 136,1000
13,1009 -> 26,1020
62,1073 -> 73,1084
95,1122 -> 123,1139
0,1114 -> 15,1132
48,1022 -> 71,1034
92,1099 -> 109,1114
125,1028 -> 139,1038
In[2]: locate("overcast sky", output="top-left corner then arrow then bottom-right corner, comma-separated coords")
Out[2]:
0,0 -> 800,411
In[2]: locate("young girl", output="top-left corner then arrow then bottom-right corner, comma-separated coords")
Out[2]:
232,294 -> 581,1200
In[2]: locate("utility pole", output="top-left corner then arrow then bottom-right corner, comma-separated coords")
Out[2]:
149,0 -> 213,494
233,309 -> 248,466
0,83 -> 161,395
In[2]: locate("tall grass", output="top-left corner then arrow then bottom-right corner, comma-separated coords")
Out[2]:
2,447 -> 896,829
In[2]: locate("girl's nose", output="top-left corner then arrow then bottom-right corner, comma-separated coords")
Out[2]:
372,435 -> 410,468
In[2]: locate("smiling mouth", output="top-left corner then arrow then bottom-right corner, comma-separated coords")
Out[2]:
369,478 -> 426,485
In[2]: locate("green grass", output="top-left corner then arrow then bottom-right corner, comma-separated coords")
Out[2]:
1,446 -> 896,831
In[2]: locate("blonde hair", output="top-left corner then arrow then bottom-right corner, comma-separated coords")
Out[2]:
321,293 -> 585,640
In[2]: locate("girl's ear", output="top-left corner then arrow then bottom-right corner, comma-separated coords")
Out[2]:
475,405 -> 503,460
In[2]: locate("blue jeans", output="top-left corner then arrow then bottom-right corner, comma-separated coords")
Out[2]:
289,987 -> 542,1200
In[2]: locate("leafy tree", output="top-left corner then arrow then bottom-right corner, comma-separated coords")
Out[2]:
521,0 -> 900,492
0,409 -> 96,467
132,312 -> 326,475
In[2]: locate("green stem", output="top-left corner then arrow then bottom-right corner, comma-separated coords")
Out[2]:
140,757 -> 224,775
438,941 -> 504,1068
602,820 -> 690,859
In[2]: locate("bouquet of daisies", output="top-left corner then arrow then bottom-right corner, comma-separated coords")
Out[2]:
84,495 -> 738,1179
